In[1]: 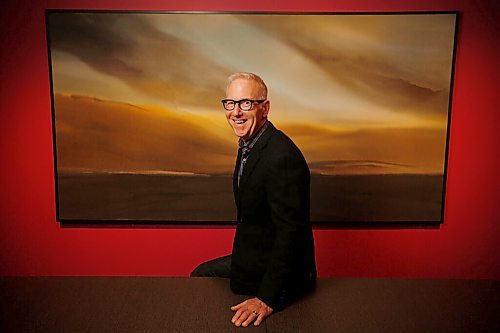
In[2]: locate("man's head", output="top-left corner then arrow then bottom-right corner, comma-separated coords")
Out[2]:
222,72 -> 270,142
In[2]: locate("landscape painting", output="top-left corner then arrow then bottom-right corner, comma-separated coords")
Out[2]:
46,11 -> 457,223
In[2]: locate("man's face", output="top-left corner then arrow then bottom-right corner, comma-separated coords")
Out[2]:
225,78 -> 270,141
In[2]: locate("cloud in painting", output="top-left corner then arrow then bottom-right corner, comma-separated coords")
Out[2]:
149,14 -> 386,124
49,13 -> 455,127
48,13 -> 455,175
240,14 -> 456,121
278,122 -> 447,174
53,92 -> 446,175
55,93 -> 235,175
49,12 -> 232,110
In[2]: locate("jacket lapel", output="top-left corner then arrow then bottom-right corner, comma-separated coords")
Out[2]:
233,147 -> 242,205
237,122 -> 276,191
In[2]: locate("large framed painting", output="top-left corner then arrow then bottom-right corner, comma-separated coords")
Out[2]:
46,11 -> 458,225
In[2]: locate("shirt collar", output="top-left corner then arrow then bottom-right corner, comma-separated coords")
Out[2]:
238,120 -> 269,151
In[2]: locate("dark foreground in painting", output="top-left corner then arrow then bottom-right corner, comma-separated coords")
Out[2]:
57,173 -> 444,223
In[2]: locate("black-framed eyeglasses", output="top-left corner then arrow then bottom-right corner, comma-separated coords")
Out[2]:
221,99 -> 266,111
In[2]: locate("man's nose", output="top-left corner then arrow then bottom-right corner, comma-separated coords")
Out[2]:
233,104 -> 243,115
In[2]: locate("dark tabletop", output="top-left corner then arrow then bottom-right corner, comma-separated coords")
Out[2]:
1,277 -> 498,332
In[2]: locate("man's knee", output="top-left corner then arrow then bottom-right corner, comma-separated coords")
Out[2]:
190,255 -> 231,278
190,262 -> 214,277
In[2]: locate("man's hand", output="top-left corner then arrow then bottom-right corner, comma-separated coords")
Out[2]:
230,297 -> 273,327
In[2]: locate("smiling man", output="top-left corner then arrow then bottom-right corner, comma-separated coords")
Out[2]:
224,73 -> 268,141
191,72 -> 316,327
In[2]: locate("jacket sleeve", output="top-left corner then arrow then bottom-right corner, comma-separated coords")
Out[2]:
256,147 -> 310,310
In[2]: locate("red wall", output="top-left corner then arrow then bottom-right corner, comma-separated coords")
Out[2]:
1,0 -> 498,278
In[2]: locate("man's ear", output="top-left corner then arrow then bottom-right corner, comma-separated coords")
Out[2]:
263,100 -> 270,118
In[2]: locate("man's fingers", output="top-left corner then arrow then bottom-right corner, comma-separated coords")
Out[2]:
242,312 -> 258,327
231,309 -> 243,323
254,312 -> 265,326
235,311 -> 250,327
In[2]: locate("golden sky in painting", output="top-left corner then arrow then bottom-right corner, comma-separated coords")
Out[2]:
49,13 -> 456,175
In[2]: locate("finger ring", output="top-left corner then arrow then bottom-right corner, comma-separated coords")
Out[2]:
252,310 -> 258,315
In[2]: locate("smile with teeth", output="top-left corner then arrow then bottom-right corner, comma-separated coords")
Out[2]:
234,119 -> 247,125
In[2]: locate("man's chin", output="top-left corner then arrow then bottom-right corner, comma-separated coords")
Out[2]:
233,128 -> 249,140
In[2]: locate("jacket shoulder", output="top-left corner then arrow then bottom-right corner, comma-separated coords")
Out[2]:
265,129 -> 307,162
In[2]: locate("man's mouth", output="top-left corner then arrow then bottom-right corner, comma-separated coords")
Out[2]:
234,119 -> 247,125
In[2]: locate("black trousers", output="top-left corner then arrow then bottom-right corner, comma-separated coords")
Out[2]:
190,254 -> 232,278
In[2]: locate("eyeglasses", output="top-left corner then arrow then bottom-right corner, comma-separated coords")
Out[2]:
221,99 -> 266,111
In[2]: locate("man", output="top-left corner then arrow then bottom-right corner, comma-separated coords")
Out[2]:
191,72 -> 316,327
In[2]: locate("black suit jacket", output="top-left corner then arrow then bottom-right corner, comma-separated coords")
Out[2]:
230,122 -> 316,310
